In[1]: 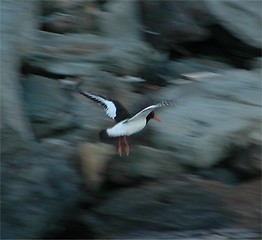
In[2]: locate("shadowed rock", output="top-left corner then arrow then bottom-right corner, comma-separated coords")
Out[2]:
78,142 -> 115,190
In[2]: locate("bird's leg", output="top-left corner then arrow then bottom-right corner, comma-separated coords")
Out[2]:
117,137 -> 122,157
123,136 -> 129,156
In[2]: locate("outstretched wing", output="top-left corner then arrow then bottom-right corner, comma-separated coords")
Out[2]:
79,91 -> 131,122
126,100 -> 175,123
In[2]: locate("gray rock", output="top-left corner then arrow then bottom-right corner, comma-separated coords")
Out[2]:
1,127 -> 83,239
139,0 -> 260,67
98,0 -> 141,39
107,145 -> 185,185
168,58 -> 232,77
116,228 -> 261,240
78,142 -> 115,191
219,179 -> 261,231
198,168 -> 238,184
40,0 -> 101,33
1,0 -> 39,141
111,179 -> 261,239
150,69 -> 261,168
249,57 -> 262,69
139,0 -> 210,50
205,0 -> 261,48
229,142 -> 261,177
0,3 -> 82,238
32,31 -> 163,76
39,138 -> 74,159
100,39 -> 159,75
23,75 -> 74,137
81,182 -> 233,236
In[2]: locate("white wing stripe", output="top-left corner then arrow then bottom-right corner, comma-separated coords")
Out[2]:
127,100 -> 175,122
103,99 -> 117,119
81,92 -> 117,119
81,91 -> 175,122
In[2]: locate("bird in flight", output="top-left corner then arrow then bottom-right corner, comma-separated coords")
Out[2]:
79,91 -> 175,156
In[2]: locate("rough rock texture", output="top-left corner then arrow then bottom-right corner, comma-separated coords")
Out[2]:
151,69 -> 261,168
2,1 -> 261,239
1,0 -> 39,141
40,0 -> 101,33
31,31 -> 162,76
107,145 -> 184,185
1,129 -> 83,239
139,0 -> 210,50
1,2 -> 84,238
98,0 -> 141,39
76,178 -> 261,239
228,180 -> 261,231
78,142 -> 115,190
229,142 -> 261,177
114,228 -> 261,240
139,0 -> 261,68
205,0 -> 261,48
81,181 -> 233,237
23,75 -> 75,138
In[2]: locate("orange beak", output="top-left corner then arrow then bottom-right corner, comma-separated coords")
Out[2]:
153,115 -> 161,122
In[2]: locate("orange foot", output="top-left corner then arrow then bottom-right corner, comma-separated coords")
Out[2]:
117,137 -> 122,157
124,136 -> 129,156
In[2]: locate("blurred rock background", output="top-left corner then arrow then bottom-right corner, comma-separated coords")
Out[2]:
1,0 -> 261,239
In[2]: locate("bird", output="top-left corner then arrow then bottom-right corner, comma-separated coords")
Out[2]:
79,91 -> 175,156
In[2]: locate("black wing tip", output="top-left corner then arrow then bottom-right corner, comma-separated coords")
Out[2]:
79,91 -> 100,100
159,99 -> 176,107
79,91 -> 107,100
79,90 -> 89,97
79,91 -> 101,104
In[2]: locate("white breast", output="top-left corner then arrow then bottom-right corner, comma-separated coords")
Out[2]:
107,118 -> 147,137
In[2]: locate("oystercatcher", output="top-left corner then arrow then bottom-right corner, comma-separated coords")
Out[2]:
79,91 -> 174,156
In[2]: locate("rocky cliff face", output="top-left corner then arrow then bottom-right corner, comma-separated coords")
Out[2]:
1,0 -> 261,239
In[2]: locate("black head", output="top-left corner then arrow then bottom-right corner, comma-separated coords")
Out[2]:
146,111 -> 161,123
146,112 -> 155,123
